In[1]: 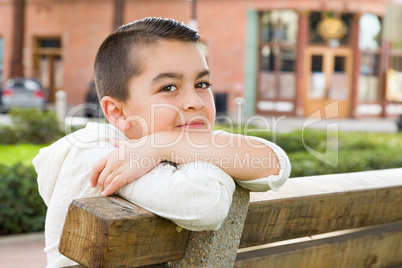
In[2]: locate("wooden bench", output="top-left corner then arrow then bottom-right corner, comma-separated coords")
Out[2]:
59,168 -> 402,267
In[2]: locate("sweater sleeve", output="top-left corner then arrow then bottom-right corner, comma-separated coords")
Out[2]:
117,161 -> 235,231
234,135 -> 291,192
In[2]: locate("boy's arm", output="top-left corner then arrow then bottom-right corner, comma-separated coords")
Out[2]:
117,161 -> 235,231
155,130 -> 281,180
91,131 -> 286,196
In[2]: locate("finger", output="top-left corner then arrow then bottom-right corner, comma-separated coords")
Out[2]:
102,174 -> 129,196
90,156 -> 107,188
97,164 -> 113,192
103,171 -> 120,192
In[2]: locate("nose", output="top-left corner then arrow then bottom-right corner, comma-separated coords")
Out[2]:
182,89 -> 205,111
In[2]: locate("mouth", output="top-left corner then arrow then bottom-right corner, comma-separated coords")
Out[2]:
177,120 -> 205,129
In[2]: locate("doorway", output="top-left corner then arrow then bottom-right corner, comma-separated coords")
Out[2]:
33,37 -> 62,103
304,47 -> 353,118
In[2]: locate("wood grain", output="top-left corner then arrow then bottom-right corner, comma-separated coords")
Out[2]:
59,196 -> 189,268
239,185 -> 402,248
59,170 -> 402,267
235,220 -> 402,268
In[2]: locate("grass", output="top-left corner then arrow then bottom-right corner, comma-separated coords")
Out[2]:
0,143 -> 46,166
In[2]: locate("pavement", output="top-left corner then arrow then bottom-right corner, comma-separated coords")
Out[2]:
0,115 -> 400,268
248,116 -> 399,133
221,114 -> 400,133
0,232 -> 47,268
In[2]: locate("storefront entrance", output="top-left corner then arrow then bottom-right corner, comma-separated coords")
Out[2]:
304,46 -> 353,118
33,37 -> 62,103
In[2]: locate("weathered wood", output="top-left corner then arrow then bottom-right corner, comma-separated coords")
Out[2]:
59,169 -> 402,267
239,169 -> 402,248
59,196 -> 190,267
235,220 -> 402,268
60,186 -> 250,268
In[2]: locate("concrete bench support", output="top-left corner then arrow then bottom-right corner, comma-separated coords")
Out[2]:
167,186 -> 249,267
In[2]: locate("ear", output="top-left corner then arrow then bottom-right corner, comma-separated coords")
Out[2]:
100,96 -> 131,132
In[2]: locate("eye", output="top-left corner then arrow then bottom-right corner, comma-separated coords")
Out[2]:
159,85 -> 178,92
195,82 -> 212,89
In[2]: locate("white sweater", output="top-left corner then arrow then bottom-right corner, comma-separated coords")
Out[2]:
33,122 -> 290,267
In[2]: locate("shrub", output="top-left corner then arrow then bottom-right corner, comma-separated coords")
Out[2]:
0,163 -> 46,235
215,123 -> 402,177
288,135 -> 402,177
0,125 -> 19,144
5,108 -> 63,144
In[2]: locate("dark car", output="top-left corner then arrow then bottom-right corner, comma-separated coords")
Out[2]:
85,81 -> 103,118
1,77 -> 46,112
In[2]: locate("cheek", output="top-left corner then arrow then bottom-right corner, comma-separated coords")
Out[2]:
152,106 -> 180,132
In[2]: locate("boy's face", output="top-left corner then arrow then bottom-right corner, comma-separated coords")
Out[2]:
121,40 -> 215,139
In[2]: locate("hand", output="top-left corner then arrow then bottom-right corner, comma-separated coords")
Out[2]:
90,137 -> 159,196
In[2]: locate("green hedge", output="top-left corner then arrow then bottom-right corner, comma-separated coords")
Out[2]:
236,128 -> 402,177
0,163 -> 46,235
289,147 -> 402,177
0,108 -> 61,235
0,108 -> 63,144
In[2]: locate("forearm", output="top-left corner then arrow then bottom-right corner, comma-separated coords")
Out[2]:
92,130 -> 285,196
153,131 -> 281,181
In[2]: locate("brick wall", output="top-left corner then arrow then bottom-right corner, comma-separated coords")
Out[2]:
24,0 -> 113,105
0,0 -> 394,113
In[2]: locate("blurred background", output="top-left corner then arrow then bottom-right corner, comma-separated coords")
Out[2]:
1,1 -> 402,267
1,0 -> 402,119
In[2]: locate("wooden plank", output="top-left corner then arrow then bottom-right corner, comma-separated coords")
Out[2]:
59,196 -> 190,268
239,185 -> 402,248
239,169 -> 402,248
235,220 -> 402,268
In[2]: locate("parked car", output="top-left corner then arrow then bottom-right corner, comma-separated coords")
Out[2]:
1,77 -> 46,112
85,80 -> 103,118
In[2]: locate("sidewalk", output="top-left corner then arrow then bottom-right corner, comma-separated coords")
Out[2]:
0,232 -> 47,268
273,117 -> 399,133
231,116 -> 399,133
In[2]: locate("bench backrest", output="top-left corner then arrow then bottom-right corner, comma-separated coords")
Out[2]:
59,168 -> 402,267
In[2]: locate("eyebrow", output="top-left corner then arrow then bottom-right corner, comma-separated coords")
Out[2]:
196,70 -> 212,80
151,69 -> 211,84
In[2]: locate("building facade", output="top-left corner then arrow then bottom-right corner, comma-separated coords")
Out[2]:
0,0 -> 401,118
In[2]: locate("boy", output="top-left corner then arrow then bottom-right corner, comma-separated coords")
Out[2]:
33,17 -> 290,267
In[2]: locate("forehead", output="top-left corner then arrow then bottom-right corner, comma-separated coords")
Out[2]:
135,40 -> 208,78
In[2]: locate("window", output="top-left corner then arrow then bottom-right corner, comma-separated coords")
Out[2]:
358,14 -> 382,103
258,10 -> 298,102
33,37 -> 62,102
387,44 -> 402,102
38,38 -> 61,48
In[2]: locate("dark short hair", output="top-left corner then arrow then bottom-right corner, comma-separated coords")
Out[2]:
94,17 -> 200,101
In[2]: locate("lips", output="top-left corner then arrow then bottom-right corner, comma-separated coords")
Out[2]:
177,120 -> 205,129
